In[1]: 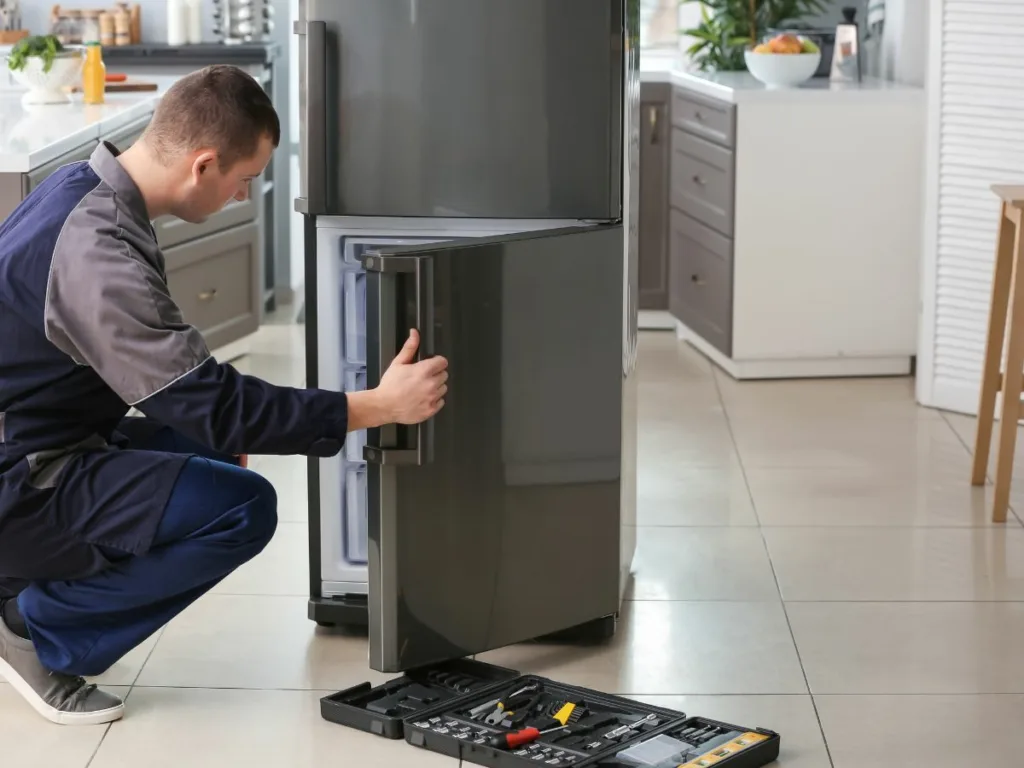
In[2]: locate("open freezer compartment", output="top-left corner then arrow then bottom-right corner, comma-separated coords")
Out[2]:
307,217 -> 589,627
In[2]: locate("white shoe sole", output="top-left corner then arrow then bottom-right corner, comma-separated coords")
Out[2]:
0,654 -> 124,726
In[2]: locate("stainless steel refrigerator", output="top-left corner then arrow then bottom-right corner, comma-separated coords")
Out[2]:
297,0 -> 640,674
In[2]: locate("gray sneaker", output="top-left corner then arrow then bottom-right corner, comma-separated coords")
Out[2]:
0,614 -> 124,725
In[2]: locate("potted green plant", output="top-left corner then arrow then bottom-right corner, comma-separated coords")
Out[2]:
681,0 -> 827,72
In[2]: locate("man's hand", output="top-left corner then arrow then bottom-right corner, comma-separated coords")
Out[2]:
377,330 -> 448,423
346,329 -> 448,432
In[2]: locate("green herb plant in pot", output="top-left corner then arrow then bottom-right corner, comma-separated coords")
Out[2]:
6,35 -> 84,106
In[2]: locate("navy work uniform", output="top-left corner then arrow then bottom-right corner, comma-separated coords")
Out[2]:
0,142 -> 347,676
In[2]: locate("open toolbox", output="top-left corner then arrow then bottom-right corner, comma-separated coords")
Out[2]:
322,663 -> 780,767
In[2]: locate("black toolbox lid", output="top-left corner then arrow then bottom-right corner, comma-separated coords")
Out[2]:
320,658 -> 520,739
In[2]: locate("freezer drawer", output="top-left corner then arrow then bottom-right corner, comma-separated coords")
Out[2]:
342,268 -> 367,366
344,463 -> 368,566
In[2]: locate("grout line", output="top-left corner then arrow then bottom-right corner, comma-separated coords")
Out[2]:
709,365 -> 836,768
125,625 -> 167,691
83,724 -> 113,768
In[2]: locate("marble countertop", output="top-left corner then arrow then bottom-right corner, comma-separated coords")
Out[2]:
0,75 -> 179,173
639,49 -> 924,104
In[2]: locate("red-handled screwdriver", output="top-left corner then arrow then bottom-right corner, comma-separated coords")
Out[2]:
487,725 -> 567,750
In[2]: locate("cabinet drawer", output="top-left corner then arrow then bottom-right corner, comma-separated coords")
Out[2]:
155,194 -> 258,249
165,222 -> 260,349
669,210 -> 733,356
672,88 -> 735,148
670,128 -> 734,237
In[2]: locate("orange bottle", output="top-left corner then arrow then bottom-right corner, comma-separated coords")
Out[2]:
82,41 -> 106,105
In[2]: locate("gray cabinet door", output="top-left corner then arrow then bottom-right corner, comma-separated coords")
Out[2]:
164,221 -> 262,349
154,195 -> 259,250
639,83 -> 670,310
668,210 -> 733,356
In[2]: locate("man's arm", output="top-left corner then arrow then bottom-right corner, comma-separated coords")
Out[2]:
44,232 -> 446,457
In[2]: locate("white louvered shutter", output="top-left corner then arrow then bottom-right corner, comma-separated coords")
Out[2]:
921,0 -> 1024,415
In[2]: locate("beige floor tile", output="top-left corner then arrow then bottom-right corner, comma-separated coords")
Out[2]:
730,414 -> 968,471
0,684 -> 129,768
230,352 -> 306,389
135,594 -> 387,691
247,322 -> 307,356
815,693 -> 1024,768
249,454 -> 310,523
715,372 -> 939,422
478,601 -> 807,695
91,629 -> 164,687
788,601 -> 1024,694
627,527 -> 778,601
89,687 -> 457,768
628,694 -> 830,768
639,379 -> 726,418
213,522 -> 309,597
745,466 -> 1015,527
765,527 -> 1024,601
637,332 -> 714,381
638,414 -> 740,468
638,466 -> 758,527
945,411 -> 1024,506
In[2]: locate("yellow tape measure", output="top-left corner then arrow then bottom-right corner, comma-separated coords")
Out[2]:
676,732 -> 770,767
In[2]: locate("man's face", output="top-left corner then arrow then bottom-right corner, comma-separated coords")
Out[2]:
173,133 -> 275,224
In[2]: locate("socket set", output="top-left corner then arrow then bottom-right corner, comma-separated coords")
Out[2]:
322,664 -> 780,768
405,676 -> 674,766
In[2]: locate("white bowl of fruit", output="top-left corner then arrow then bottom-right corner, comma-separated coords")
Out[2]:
744,33 -> 821,89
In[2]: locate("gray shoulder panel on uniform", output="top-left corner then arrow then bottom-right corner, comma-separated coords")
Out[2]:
43,182 -> 211,406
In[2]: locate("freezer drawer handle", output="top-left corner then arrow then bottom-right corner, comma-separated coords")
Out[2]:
362,253 -> 435,466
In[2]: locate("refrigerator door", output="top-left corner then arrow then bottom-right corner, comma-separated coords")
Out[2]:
296,0 -> 624,220
364,224 -> 625,672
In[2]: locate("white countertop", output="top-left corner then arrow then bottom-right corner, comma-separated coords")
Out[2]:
639,49 -> 923,104
0,75 -> 179,173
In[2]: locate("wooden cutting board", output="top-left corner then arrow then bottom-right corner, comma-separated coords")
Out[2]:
68,79 -> 159,94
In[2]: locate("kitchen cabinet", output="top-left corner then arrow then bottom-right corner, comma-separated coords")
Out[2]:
648,70 -> 923,380
164,221 -> 262,350
639,81 -> 670,310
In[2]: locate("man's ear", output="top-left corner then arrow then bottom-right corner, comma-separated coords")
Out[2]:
192,150 -> 218,179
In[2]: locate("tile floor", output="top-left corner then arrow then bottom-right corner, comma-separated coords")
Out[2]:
4,318 -> 1023,767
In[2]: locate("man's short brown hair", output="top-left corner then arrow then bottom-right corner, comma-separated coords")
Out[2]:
144,64 -> 280,170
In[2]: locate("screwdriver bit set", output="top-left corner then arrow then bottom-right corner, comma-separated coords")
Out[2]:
321,662 -> 780,768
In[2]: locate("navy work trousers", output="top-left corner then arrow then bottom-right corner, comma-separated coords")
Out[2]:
15,422 -> 277,677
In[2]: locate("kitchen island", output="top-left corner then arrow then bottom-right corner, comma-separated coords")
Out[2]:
637,54 -> 925,380
0,76 -> 264,353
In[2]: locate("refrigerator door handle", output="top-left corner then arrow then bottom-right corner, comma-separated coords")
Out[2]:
363,253 -> 435,467
294,19 -> 327,215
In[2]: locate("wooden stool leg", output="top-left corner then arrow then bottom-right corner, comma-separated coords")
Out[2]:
973,203 -> 1017,485
993,220 -> 1024,522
